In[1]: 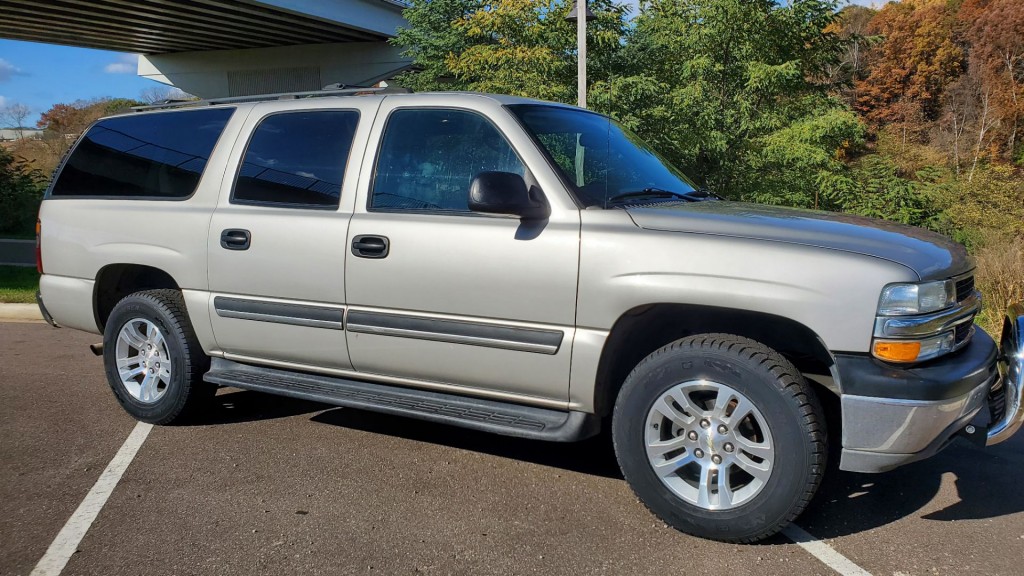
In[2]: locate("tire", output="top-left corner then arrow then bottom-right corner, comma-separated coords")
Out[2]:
612,333 -> 826,543
102,289 -> 214,424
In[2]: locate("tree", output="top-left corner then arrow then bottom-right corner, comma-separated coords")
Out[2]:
822,4 -> 877,102
392,0 -> 628,101
0,146 -> 45,236
855,0 -> 963,128
594,0 -> 863,207
959,0 -> 1024,160
29,97 -> 142,176
0,102 -> 31,139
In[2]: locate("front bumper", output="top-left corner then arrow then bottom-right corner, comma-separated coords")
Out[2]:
836,305 -> 1024,473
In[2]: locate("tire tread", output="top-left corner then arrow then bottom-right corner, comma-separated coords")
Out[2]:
104,289 -> 212,425
612,333 -> 827,543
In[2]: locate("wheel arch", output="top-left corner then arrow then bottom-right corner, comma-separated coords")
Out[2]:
592,303 -> 840,417
94,264 -> 181,331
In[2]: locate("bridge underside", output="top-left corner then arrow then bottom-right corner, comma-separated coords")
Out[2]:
0,0 -> 398,53
0,0 -> 411,97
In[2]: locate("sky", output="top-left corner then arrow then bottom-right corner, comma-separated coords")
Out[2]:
0,40 -> 158,126
0,0 -> 891,127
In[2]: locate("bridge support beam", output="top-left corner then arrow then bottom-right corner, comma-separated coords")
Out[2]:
139,41 -> 410,98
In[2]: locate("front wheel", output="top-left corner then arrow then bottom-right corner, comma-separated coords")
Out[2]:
612,333 -> 826,543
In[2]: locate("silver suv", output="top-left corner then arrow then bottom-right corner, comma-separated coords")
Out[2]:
35,88 -> 1024,543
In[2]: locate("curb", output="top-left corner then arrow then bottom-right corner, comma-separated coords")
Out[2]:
0,303 -> 44,323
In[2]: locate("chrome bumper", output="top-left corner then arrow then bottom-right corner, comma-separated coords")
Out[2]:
840,377 -> 992,472
987,302 -> 1024,446
840,303 -> 1023,473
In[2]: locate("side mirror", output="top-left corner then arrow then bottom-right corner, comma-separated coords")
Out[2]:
468,171 -> 550,220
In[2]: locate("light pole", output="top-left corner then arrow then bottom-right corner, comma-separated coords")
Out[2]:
567,1 -> 596,109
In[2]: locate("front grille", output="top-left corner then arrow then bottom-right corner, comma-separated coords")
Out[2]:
956,275 -> 975,302
954,321 -> 973,346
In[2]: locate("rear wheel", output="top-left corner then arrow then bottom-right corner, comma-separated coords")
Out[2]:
612,333 -> 826,543
102,289 -> 213,424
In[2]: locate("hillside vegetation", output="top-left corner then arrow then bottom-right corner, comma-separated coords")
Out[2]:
393,0 -> 1024,333
2,1 -> 1021,332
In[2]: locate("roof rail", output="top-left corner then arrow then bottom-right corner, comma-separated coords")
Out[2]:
131,84 -> 411,112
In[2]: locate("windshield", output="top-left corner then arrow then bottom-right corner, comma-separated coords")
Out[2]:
508,104 -> 697,208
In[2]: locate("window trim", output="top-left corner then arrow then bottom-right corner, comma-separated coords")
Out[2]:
503,104 -> 590,210
45,106 -> 237,202
367,106 -> 533,217
228,108 -> 361,211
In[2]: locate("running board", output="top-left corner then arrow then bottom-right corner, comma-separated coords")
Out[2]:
203,358 -> 600,442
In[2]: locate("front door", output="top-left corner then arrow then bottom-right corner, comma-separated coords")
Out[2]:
344,100 -> 580,404
207,103 -> 371,369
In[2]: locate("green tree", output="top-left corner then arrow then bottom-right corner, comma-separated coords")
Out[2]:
0,146 -> 46,237
842,155 -> 941,228
392,0 -> 628,101
594,0 -> 863,207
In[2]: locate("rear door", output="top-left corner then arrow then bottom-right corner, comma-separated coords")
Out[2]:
207,100 -> 376,368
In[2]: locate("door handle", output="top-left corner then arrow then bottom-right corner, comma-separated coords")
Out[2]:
351,235 -> 389,258
220,229 -> 251,250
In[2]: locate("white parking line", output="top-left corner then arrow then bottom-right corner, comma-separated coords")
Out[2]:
29,422 -> 153,576
783,524 -> 873,576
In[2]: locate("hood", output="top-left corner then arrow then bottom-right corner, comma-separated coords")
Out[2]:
625,201 -> 972,280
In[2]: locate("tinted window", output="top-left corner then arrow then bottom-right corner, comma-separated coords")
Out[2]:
51,108 -> 234,198
233,111 -> 359,209
371,109 -> 525,212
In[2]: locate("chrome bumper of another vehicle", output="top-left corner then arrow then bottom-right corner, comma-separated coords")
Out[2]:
987,302 -> 1024,446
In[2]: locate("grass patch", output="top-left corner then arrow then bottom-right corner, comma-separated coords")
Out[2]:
0,265 -> 40,303
974,238 -> 1024,338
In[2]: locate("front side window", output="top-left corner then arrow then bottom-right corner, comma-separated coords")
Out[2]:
50,107 -> 234,199
370,109 -> 525,212
233,110 -> 359,209
509,104 -> 697,208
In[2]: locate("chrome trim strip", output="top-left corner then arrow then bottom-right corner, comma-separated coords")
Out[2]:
873,290 -> 981,338
346,310 -> 564,355
214,296 -> 345,330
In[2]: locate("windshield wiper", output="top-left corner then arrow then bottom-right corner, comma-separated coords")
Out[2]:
689,186 -> 724,200
606,188 -> 699,205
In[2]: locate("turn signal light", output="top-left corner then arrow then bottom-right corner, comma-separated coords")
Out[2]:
872,340 -> 922,363
872,331 -> 956,364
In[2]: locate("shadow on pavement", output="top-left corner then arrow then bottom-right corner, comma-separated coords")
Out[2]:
310,407 -> 624,479
185,389 -> 329,426
191,388 -> 1024,538
799,434 -> 1024,538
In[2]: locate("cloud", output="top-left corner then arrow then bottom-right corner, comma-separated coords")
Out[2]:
104,54 -> 139,74
0,95 -> 6,108
0,58 -> 28,82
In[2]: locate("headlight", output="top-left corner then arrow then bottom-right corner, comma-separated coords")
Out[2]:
878,280 -> 956,316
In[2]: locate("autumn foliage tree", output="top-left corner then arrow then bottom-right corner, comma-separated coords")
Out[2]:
959,0 -> 1024,161
855,0 -> 962,136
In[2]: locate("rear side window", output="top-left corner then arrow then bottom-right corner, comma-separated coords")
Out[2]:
232,110 -> 359,209
50,108 -> 234,199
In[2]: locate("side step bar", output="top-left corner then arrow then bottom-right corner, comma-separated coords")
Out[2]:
203,358 -> 600,442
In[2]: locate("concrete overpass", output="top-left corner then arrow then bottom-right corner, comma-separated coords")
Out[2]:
0,0 -> 412,97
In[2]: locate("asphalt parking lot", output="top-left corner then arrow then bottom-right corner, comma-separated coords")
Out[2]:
3,321 -> 1024,576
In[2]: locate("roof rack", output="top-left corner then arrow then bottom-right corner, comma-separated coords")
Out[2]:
131,83 -> 411,112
